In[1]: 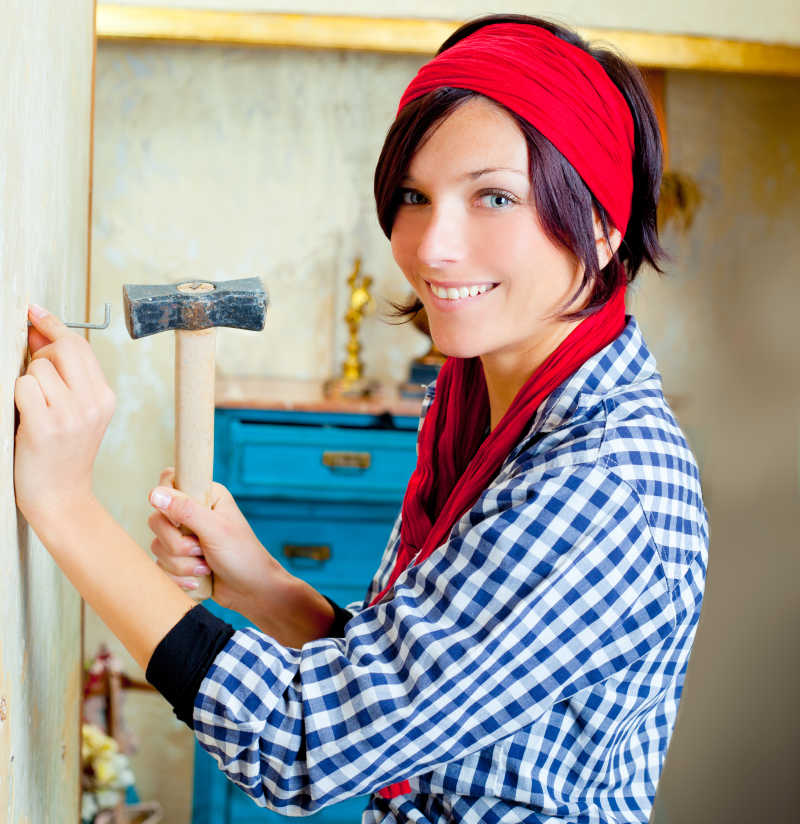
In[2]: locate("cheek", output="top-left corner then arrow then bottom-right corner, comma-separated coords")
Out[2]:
472,214 -> 539,270
390,223 -> 417,281
389,233 -> 403,268
503,223 -> 579,292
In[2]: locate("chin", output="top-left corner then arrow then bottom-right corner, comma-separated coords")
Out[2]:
430,332 -> 484,361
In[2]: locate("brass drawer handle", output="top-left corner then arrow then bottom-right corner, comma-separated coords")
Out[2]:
322,450 -> 371,470
283,544 -> 331,563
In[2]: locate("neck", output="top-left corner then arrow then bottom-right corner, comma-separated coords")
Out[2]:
480,320 -> 582,431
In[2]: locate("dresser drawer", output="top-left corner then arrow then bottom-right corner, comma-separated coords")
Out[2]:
228,421 -> 417,502
228,781 -> 369,823
240,498 -> 395,609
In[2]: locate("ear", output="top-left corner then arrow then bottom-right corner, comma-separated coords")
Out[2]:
592,207 -> 623,270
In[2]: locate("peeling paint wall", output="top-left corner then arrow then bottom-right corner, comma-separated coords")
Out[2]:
0,1 -> 94,822
87,13 -> 800,824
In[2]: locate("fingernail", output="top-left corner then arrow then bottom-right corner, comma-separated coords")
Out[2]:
182,580 -> 199,591
193,565 -> 211,576
29,304 -> 48,319
150,490 -> 171,509
188,545 -> 204,557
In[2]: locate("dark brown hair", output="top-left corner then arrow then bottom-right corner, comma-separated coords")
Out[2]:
373,14 -> 666,321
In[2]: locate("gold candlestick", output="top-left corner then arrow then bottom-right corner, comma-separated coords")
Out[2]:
325,258 -> 379,398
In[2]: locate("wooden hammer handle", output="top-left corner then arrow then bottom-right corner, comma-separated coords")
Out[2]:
174,327 -> 216,600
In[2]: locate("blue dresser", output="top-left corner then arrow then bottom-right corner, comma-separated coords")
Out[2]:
192,404 -> 419,824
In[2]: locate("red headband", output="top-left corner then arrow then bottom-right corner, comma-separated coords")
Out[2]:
397,23 -> 635,235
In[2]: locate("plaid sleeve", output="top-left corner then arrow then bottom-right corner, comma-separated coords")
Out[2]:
192,462 -> 675,815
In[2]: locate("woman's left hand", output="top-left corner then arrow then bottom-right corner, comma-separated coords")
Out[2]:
14,305 -> 116,528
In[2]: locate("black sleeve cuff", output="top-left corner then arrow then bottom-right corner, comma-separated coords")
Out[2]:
323,595 -> 353,637
145,604 -> 235,729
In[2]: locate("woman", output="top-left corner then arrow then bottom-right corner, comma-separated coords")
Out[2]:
14,15 -> 708,824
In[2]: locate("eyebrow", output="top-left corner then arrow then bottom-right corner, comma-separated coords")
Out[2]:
465,167 -> 528,180
402,167 -> 529,185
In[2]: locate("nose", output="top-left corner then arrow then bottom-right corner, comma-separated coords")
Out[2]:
415,203 -> 466,268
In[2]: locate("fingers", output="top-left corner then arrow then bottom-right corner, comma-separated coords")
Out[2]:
24,357 -> 70,409
159,466 -> 176,487
27,306 -> 113,399
14,373 -> 48,421
27,304 -> 72,345
153,469 -> 179,527
27,325 -> 53,353
19,352 -> 115,444
148,482 -> 233,539
149,516 -> 211,587
147,509 -> 204,556
155,560 -> 210,593
148,484 -> 213,594
148,486 -> 204,535
151,535 -> 210,576
154,468 -> 234,511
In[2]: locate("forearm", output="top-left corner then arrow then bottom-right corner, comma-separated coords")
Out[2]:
29,496 -> 196,671
144,564 -> 343,730
243,570 -> 337,647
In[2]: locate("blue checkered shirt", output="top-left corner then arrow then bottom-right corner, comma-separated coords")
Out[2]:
193,316 -> 708,823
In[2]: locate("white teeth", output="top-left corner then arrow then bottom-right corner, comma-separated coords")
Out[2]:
430,283 -> 494,300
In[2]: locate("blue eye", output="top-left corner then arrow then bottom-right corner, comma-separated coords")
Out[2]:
479,191 -> 515,208
399,188 -> 427,206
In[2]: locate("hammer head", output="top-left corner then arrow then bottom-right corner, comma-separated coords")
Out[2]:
123,277 -> 268,339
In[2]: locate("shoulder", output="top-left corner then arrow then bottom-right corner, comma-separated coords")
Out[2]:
469,458 -> 650,554
503,372 -> 687,486
598,381 -> 708,578
488,379 -> 707,591
509,317 -> 706,545
443,460 -> 678,632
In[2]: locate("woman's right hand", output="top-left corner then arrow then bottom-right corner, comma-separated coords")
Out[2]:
148,467 -> 338,647
147,467 -> 284,621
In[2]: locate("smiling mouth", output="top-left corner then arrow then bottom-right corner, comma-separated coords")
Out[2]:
427,281 -> 499,301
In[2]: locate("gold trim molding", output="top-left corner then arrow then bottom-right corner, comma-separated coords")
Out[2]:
96,5 -> 800,77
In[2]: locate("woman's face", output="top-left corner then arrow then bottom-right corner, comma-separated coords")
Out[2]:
390,96 -> 588,374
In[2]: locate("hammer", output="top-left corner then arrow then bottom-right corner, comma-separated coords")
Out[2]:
123,277 -> 268,600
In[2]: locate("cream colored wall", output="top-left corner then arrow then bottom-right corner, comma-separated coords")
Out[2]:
108,0 -> 800,46
87,22 -> 800,824
0,1 -> 94,821
632,70 -> 800,822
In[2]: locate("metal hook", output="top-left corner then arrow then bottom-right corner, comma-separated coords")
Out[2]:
27,303 -> 112,330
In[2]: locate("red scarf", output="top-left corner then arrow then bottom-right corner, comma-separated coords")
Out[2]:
372,285 -> 626,799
